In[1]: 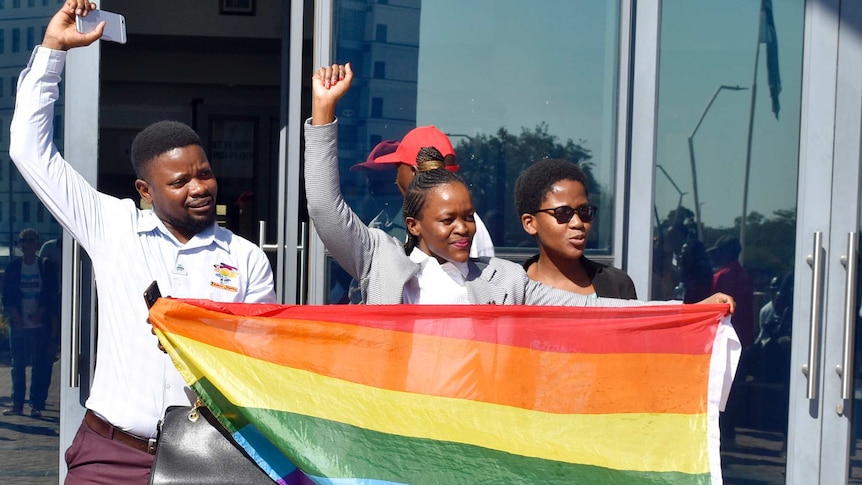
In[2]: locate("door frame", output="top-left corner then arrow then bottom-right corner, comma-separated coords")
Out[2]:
57,4 -> 306,481
816,0 -> 862,482
58,43 -> 100,480
624,0 -> 844,482
784,0 -> 839,482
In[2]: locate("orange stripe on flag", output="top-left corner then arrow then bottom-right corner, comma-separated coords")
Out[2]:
152,299 -> 711,414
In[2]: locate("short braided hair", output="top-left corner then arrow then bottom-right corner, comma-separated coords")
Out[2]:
416,146 -> 446,171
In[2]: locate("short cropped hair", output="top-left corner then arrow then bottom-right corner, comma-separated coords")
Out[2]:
19,228 -> 38,241
130,121 -> 201,179
514,158 -> 589,216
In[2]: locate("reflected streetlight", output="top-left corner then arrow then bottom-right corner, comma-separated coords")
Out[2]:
446,133 -> 474,142
656,164 -> 688,209
688,85 -> 748,241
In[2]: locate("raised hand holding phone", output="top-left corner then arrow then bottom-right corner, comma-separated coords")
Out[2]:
41,1 -> 103,51
76,9 -> 126,44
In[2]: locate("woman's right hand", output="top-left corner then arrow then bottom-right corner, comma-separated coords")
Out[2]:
311,63 -> 353,125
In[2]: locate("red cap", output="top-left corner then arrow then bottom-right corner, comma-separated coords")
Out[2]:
350,140 -> 400,171
373,126 -> 459,172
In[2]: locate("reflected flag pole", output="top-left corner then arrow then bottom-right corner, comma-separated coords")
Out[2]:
741,0 -> 780,264
688,85 -> 747,242
740,32 -> 760,265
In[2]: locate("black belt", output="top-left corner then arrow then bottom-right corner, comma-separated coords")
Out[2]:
84,410 -> 158,455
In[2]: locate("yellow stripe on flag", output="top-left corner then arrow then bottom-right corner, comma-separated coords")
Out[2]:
159,330 -> 710,474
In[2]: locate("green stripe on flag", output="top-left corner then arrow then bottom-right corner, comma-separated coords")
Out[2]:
193,378 -> 710,485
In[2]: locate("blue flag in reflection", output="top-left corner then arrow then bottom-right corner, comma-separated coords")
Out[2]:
759,0 -> 781,119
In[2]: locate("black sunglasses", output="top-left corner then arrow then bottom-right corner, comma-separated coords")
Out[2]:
534,204 -> 598,224
19,238 -> 37,244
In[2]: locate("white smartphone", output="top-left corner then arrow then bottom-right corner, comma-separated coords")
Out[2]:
75,9 -> 127,44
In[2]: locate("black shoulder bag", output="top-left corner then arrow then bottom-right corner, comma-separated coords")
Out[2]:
148,400 -> 274,485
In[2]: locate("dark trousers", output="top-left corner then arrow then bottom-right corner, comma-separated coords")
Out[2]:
65,418 -> 154,484
8,325 -> 53,409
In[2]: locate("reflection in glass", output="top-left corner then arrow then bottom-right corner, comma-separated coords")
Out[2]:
328,0 -> 620,302
655,1 -> 803,481
0,4 -> 64,480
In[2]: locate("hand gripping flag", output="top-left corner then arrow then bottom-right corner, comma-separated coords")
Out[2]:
149,299 -> 739,485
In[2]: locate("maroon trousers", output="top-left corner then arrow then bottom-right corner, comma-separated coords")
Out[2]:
64,418 -> 153,485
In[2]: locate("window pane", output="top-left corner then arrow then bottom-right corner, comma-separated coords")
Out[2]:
326,0 -> 620,303
654,0 -> 804,479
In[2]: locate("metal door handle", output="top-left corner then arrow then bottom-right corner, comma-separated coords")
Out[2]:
258,220 -> 279,252
805,231 -> 825,400
298,222 -> 308,304
259,220 -> 308,303
840,232 -> 859,400
69,240 -> 81,388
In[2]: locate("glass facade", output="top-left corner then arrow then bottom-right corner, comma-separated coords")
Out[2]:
0,3 -> 63,263
0,1 -> 64,480
654,1 -> 804,480
327,0 -> 621,303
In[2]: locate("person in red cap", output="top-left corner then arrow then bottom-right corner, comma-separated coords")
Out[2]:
304,62 -> 736,311
351,130 -> 495,258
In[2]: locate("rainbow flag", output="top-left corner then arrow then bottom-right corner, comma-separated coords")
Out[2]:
149,299 -> 738,485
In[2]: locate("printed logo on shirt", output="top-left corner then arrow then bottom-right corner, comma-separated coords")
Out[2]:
211,262 -> 240,292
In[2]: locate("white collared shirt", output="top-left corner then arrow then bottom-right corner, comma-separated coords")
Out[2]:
10,47 -> 276,438
403,249 -> 471,304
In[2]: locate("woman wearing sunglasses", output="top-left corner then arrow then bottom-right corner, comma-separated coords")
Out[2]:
305,63 -> 730,309
515,159 -> 637,299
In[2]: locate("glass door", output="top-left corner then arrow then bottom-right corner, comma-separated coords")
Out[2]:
643,0 -> 861,483
308,0 -> 626,303
807,0 -> 862,482
0,5 -> 91,483
649,2 -> 805,481
54,1 -> 303,482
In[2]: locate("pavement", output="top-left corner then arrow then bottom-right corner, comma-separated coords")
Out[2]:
0,351 -> 60,485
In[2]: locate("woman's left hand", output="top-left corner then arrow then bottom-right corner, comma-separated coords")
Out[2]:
697,292 -> 736,314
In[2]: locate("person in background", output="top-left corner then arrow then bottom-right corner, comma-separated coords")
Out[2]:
708,235 -> 754,449
39,237 -> 62,284
677,239 -> 713,303
756,276 -> 781,345
709,236 -> 755,347
37,236 -> 63,360
514,158 -> 636,298
9,3 -> 275,482
353,129 -> 495,258
304,61 -> 734,310
349,140 -> 410,242
2,228 -> 59,418
744,272 -> 793,382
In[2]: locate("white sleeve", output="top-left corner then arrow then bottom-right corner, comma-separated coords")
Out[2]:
470,212 -> 495,258
9,47 -> 116,253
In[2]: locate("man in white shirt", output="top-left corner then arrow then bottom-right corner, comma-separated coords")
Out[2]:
9,3 -> 276,483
